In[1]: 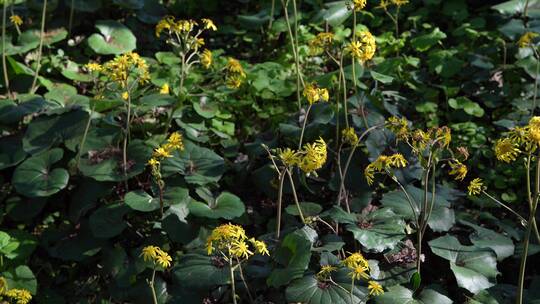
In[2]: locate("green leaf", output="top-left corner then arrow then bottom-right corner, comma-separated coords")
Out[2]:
285,202 -> 323,217
87,20 -> 136,55
0,136 -> 26,170
173,253 -> 229,289
460,220 -> 514,261
12,148 -> 69,197
161,141 -> 225,185
2,265 -> 37,294
375,285 -> 452,304
346,208 -> 406,252
370,71 -> 394,84
381,185 -> 455,232
89,203 -> 130,239
323,1 -> 351,27
429,235 -> 499,294
410,28 -> 447,52
448,97 -> 484,117
0,95 -> 46,125
66,0 -> 102,12
268,227 -> 315,287
125,187 -> 190,212
286,271 -> 368,304
188,192 -> 245,219
492,0 -> 538,15
19,28 -> 68,47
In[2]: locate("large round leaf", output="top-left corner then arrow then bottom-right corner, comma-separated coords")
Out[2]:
2,265 -> 37,294
172,253 -> 229,289
161,140 -> 225,185
89,203 -> 130,239
188,192 -> 245,219
87,20 -> 136,55
0,136 -> 26,170
12,148 -> 69,197
286,272 -> 367,304
374,285 -> 452,304
124,187 -> 190,212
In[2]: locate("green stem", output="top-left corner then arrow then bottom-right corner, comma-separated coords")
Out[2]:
2,0 -> 9,96
286,168 -> 306,224
68,0 -> 75,35
236,259 -> 254,303
350,278 -> 355,304
76,103 -> 96,170
281,0 -> 303,110
298,104 -> 312,149
268,0 -> 276,30
30,0 -> 47,93
150,268 -> 158,304
482,191 -> 527,225
123,90 -> 131,183
339,52 -> 349,127
229,257 -> 238,304
276,170 -> 286,239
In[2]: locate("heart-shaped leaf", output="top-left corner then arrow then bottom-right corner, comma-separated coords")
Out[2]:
89,203 -> 130,239
0,136 -> 26,170
374,285 -> 452,304
2,265 -> 37,294
188,192 -> 245,219
124,187 -> 190,212
173,253 -> 230,289
88,20 -> 136,55
12,148 -> 69,197
346,208 -> 406,252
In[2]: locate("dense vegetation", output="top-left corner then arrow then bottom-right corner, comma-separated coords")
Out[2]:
1,0 -> 540,303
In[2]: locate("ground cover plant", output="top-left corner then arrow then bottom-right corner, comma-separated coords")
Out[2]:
1,0 -> 540,303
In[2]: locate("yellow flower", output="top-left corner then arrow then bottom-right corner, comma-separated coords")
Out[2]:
350,265 -> 370,280
351,0 -> 367,11
155,16 -> 174,37
386,116 -> 409,140
298,138 -> 327,174
316,265 -> 337,281
102,52 -> 150,86
342,127 -> 359,145
364,154 -> 407,185
436,126 -> 452,148
85,62 -> 102,72
347,30 -> 376,63
160,83 -> 170,95
528,116 -> 540,143
278,147 -> 301,167
303,83 -> 329,104
141,245 -> 159,262
518,32 -> 539,48
0,276 -> 7,294
494,138 -> 520,163
202,18 -> 217,31
3,289 -> 32,304
249,238 -> 269,255
368,281 -> 384,296
308,32 -> 334,55
449,160 -> 467,181
342,252 -> 370,280
468,178 -> 484,196
153,147 -> 173,159
122,91 -> 129,100
167,132 -> 184,151
388,153 -> 407,167
194,37 -> 205,49
376,0 -> 391,9
201,49 -> 213,69
207,223 -> 247,255
226,75 -> 244,89
147,158 -> 160,167
155,248 -> 172,268
226,58 -> 245,76
9,15 -> 23,26
230,240 -> 253,259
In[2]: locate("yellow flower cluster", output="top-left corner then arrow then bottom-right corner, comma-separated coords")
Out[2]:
141,245 -> 173,268
9,15 -> 23,26
160,83 -> 170,95
98,52 -> 150,88
148,132 -> 184,169
308,32 -> 334,55
298,138 -> 328,174
303,83 -> 329,105
226,58 -> 246,89
364,154 -> 407,185
518,32 -> 538,48
386,116 -> 452,152
449,160 -> 467,181
468,178 -> 484,196
200,49 -> 213,69
206,223 -> 269,259
342,127 -> 359,145
386,116 -> 409,140
0,277 -> 31,304
347,30 -> 376,63
493,116 -> 540,163
156,16 -> 217,38
315,265 -> 338,281
341,252 -> 383,296
350,0 -> 367,11
368,281 -> 384,296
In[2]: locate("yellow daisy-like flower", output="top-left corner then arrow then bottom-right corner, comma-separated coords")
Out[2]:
200,49 -> 213,69
226,58 -> 245,76
342,252 -> 371,280
226,75 -> 244,89
3,288 -> 32,304
167,132 -> 184,151
528,116 -> 540,143
207,223 -> 247,255
153,147 -> 173,159
347,30 -> 376,63
278,148 -> 301,167
449,160 -> 467,181
342,127 -> 359,145
349,265 -> 370,280
518,32 -> 539,48
230,240 -> 253,259
160,83 -> 170,95
391,0 -> 409,6
308,32 -> 334,55
147,158 -> 160,167
316,265 -> 337,281
155,249 -> 172,268
494,138 -> 520,163
122,91 -> 129,100
364,154 -> 407,185
249,238 -> 270,256
386,116 -> 409,140
368,281 -> 384,296
85,62 -> 102,72
376,0 -> 391,9
202,18 -> 217,31
303,83 -> 329,104
9,15 -> 23,26
102,52 -> 150,86
468,178 -> 484,196
298,137 -> 328,174
141,245 -> 159,262
351,0 -> 367,11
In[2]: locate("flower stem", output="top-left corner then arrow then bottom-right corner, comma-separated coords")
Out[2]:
286,168 -> 306,224
297,104 -> 312,149
2,0 -> 10,96
276,170 -> 286,238
149,268 -> 158,304
229,257 -> 238,304
30,0 -> 47,93
76,104 -> 96,170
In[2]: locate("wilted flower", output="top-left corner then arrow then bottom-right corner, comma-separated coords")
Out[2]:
494,138 -> 520,163
449,160 -> 467,181
468,178 -> 484,196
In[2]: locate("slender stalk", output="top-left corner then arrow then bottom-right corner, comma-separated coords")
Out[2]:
281,0 -> 303,110
30,0 -> 47,93
2,0 -> 9,96
339,52 -> 349,127
350,278 -> 355,304
68,0 -> 75,35
421,168 -> 437,236
268,0 -> 276,30
235,260 -> 254,303
286,168 -> 306,223
229,257 -> 238,304
149,268 -> 159,304
123,91 -> 132,182
76,104 -> 96,170
297,104 -> 312,149
482,191 -> 527,225
276,170 -> 286,238
524,0 -> 530,18
532,48 -> 540,114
